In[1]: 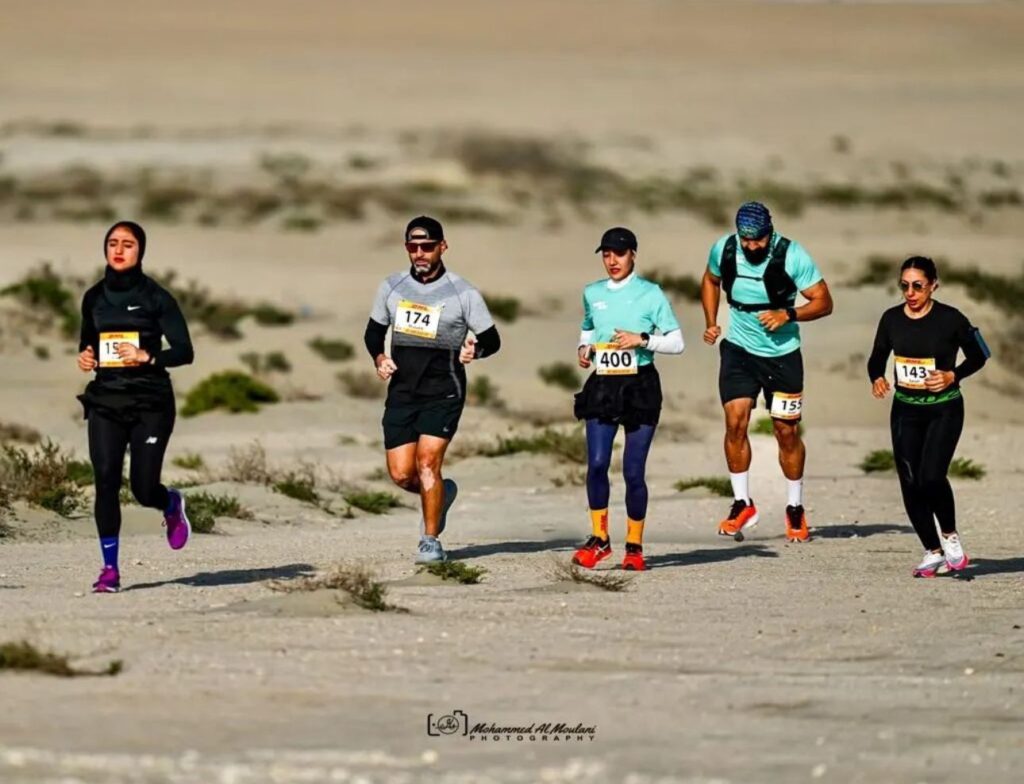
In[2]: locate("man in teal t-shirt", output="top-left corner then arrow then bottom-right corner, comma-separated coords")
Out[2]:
700,201 -> 833,543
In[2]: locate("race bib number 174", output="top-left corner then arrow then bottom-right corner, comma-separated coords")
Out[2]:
394,300 -> 441,340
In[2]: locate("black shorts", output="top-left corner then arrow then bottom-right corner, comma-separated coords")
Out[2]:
382,396 -> 464,450
719,340 -> 803,417
573,364 -> 663,428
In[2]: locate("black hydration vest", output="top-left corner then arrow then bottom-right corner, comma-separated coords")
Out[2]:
720,235 -> 797,312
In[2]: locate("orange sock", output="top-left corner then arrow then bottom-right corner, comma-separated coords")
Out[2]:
626,518 -> 645,546
590,509 -> 609,540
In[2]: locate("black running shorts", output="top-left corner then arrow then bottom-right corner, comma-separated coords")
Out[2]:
382,396 -> 465,450
718,339 -> 804,417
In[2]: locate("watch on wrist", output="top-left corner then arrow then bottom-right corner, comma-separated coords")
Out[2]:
785,307 -> 797,323
640,332 -> 650,348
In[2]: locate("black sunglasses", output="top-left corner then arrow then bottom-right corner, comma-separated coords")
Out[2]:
898,280 -> 928,292
405,241 -> 439,253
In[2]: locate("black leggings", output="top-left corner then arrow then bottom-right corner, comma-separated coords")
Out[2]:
890,397 -> 964,551
88,406 -> 175,539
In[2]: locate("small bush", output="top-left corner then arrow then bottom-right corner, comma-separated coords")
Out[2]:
949,458 -> 985,480
172,452 -> 205,471
181,371 -> 279,417
224,441 -> 270,484
646,270 -> 702,302
66,459 -> 94,487
859,449 -> 895,473
0,441 -> 84,516
250,303 -> 295,327
34,345 -> 50,360
674,476 -> 732,497
0,263 -> 80,337
344,489 -> 402,515
420,561 -> 487,584
281,214 -> 322,232
240,351 -> 292,375
475,428 -> 587,465
273,472 -> 319,504
466,375 -> 503,408
309,337 -> 355,362
184,492 -> 252,533
268,565 -> 403,612
849,255 -> 900,287
549,559 -> 632,592
0,641 -> 122,677
538,362 -> 580,391
337,370 -> 384,399
483,293 -> 522,323
0,422 -> 41,444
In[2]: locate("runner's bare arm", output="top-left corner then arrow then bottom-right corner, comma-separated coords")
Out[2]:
701,269 -> 722,345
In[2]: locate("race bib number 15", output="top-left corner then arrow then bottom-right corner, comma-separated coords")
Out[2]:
594,343 -> 637,376
894,356 -> 936,390
98,331 -> 140,368
394,300 -> 441,340
770,391 -> 803,420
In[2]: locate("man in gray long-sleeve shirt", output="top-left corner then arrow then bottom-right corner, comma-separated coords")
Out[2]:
363,216 -> 501,564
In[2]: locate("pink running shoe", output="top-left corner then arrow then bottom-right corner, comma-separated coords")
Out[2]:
164,489 -> 191,551
92,566 -> 121,593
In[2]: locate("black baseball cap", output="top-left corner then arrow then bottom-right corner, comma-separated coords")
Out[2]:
405,216 -> 444,242
595,226 -> 637,253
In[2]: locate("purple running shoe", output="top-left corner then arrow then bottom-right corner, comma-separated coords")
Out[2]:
164,488 -> 191,550
92,566 -> 121,593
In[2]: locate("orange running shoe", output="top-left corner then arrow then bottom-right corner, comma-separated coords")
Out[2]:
572,536 -> 612,569
621,543 -> 646,571
785,504 -> 810,542
718,499 -> 759,540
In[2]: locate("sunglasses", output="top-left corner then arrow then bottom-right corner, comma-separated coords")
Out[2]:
898,280 -> 928,292
405,241 -> 439,253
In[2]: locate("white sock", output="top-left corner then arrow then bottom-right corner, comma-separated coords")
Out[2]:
729,472 -> 750,503
787,478 -> 804,508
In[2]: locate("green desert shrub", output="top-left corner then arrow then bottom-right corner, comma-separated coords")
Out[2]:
948,457 -> 985,480
859,449 -> 895,473
482,293 -> 522,323
0,641 -> 122,677
475,428 -> 587,464
674,476 -> 732,497
273,472 -> 320,504
184,492 -> 252,533
308,337 -> 355,362
343,489 -> 403,515
181,371 -> 280,417
0,263 -> 80,337
538,362 -> 580,391
420,561 -> 487,584
337,370 -> 384,399
0,441 -> 84,516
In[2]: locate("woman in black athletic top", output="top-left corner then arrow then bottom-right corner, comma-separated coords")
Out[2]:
867,256 -> 989,577
77,221 -> 195,593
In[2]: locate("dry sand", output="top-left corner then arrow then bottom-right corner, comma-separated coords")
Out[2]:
1,2 -> 1024,782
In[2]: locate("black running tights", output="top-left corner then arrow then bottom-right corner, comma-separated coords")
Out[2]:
890,397 -> 964,552
88,407 -> 175,539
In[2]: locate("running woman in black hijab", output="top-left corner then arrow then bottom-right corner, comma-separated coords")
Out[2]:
867,256 -> 989,577
77,221 -> 195,592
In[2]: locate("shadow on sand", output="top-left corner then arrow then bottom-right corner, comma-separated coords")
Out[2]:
126,562 -> 316,592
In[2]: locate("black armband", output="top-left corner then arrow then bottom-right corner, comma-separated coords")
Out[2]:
364,318 -> 388,359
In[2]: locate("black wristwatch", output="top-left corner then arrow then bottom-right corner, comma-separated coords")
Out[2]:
785,308 -> 797,323
640,332 -> 650,348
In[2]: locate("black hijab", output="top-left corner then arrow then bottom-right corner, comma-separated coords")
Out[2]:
103,221 -> 147,292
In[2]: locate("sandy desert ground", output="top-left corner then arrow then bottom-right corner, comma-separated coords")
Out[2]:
1,2 -> 1023,782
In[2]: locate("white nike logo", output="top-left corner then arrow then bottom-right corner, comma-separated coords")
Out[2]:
145,437 -> 158,444
102,543 -> 116,549
127,305 -> 141,311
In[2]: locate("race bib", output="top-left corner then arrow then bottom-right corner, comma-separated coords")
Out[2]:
98,332 -> 140,368
894,356 -> 936,390
594,343 -> 637,376
770,391 -> 803,420
394,300 -> 441,340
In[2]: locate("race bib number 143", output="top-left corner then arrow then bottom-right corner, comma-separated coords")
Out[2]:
894,356 -> 936,390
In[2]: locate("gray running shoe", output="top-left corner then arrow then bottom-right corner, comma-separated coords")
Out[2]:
416,535 -> 447,564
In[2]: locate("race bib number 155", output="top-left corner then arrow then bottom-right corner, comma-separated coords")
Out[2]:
770,391 -> 803,420
98,332 -> 140,368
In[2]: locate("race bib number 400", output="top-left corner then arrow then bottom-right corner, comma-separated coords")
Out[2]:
894,356 -> 936,390
98,331 -> 140,368
594,344 -> 637,376
770,391 -> 803,420
394,300 -> 441,339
